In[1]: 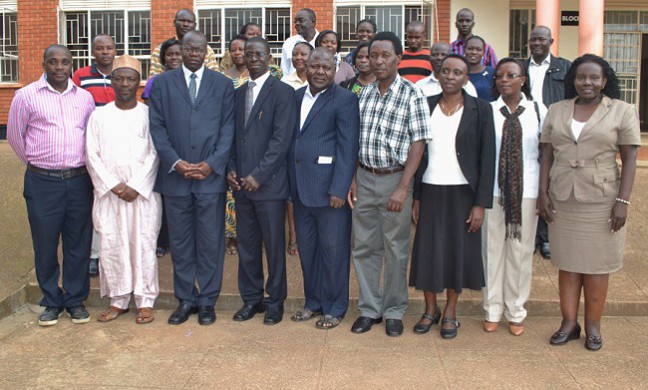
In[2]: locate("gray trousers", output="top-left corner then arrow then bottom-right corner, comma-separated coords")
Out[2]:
352,168 -> 412,320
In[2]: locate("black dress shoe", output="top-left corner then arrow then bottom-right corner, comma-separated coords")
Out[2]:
385,319 -> 404,337
351,316 -> 383,334
233,303 -> 265,321
198,306 -> 216,325
550,323 -> 581,345
440,318 -> 460,339
540,242 -> 551,259
263,310 -> 283,325
168,304 -> 198,325
585,334 -> 602,351
413,310 -> 442,334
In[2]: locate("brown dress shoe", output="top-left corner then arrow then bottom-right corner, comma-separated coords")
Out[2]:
509,322 -> 524,336
483,320 -> 499,332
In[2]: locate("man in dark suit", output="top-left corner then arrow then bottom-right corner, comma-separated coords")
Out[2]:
524,25 -> 571,260
288,47 -> 360,329
149,31 -> 235,325
227,37 -> 296,325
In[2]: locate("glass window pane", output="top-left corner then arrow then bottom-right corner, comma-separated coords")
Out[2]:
90,11 -> 125,55
198,9 -> 222,55
604,11 -> 638,32
224,8 -> 262,44
366,6 -> 403,40
1,11 -> 18,82
336,6 -> 360,54
265,8 -> 291,58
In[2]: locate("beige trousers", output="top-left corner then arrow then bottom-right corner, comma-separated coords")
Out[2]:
482,197 -> 538,323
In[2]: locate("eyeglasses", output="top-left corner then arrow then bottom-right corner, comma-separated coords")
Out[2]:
244,52 -> 268,60
182,47 -> 207,55
494,73 -> 522,80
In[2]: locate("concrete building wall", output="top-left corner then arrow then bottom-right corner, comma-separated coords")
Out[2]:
450,0 -> 511,59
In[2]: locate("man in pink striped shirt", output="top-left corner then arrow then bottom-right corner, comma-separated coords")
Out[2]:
8,44 -> 96,327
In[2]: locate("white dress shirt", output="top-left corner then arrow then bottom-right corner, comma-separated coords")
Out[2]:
248,71 -> 271,106
416,73 -> 478,98
281,31 -> 319,76
491,96 -> 548,198
182,64 -> 205,96
300,86 -> 326,130
528,54 -> 551,107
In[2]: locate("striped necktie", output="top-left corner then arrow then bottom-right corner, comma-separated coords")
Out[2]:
189,73 -> 197,104
244,81 -> 256,126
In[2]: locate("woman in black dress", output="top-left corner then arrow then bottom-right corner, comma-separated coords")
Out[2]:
410,54 -> 496,339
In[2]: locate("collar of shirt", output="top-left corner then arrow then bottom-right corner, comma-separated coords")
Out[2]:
182,64 -> 205,95
40,74 -> 75,95
530,54 -> 551,67
300,30 -> 319,46
182,64 -> 205,84
249,71 -> 271,104
300,86 -> 327,130
365,73 -> 403,97
493,95 -> 535,114
91,63 -> 111,78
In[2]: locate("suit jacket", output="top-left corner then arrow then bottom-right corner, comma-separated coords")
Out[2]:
414,91 -> 496,208
540,96 -> 641,203
228,75 -> 297,201
149,67 -> 235,196
524,55 -> 571,107
289,84 -> 360,208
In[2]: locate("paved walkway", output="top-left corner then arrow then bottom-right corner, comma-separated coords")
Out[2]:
1,305 -> 647,389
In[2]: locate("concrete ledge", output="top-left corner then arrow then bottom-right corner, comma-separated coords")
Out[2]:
19,283 -> 648,317
0,286 -> 27,321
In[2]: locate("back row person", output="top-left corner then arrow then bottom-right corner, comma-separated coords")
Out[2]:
72,34 -> 117,277
451,8 -> 498,67
416,41 -> 477,97
150,9 -> 218,76
281,8 -> 319,76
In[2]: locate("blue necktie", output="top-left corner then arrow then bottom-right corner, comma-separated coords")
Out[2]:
189,73 -> 197,104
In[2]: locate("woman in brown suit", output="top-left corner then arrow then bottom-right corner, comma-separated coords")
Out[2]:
538,54 -> 640,351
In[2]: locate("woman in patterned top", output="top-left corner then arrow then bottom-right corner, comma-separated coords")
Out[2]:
340,42 -> 375,95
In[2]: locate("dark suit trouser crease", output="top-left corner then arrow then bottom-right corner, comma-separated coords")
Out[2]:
536,218 -> 549,246
235,195 -> 287,311
165,193 -> 225,307
294,196 -> 351,318
24,170 -> 93,308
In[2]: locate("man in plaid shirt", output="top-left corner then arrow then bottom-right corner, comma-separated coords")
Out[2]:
347,32 -> 432,337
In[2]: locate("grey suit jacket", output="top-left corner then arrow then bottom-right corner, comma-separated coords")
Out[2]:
149,67 -> 235,196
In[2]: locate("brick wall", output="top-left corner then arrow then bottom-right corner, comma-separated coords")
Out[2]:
437,0 -> 452,43
0,1 -> 59,125
291,0 -> 335,34
151,0 -> 194,49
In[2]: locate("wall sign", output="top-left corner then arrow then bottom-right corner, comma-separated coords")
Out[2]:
561,11 -> 579,26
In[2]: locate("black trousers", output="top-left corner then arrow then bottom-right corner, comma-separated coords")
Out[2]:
24,170 -> 93,308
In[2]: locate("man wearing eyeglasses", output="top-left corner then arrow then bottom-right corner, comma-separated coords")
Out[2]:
149,31 -> 235,326
227,37 -> 297,325
523,25 -> 571,260
280,8 -> 319,76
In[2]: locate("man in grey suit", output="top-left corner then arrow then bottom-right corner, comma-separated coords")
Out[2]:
227,37 -> 297,325
149,31 -> 235,326
288,48 -> 360,329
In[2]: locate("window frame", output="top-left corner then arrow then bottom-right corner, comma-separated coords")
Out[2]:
0,6 -> 18,83
196,4 -> 292,60
59,8 -> 151,79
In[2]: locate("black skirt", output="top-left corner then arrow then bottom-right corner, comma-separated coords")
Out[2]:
409,184 -> 485,293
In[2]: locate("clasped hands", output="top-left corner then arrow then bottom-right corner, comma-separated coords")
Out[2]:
176,160 -> 213,180
111,183 -> 139,202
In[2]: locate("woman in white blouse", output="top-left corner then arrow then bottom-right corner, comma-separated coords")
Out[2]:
482,58 -> 547,336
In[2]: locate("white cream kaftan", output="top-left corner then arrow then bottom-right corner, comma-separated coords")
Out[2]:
86,102 -> 162,308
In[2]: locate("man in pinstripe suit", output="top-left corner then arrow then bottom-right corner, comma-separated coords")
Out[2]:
288,48 -> 360,329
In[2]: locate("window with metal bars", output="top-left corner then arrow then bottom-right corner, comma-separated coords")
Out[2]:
62,10 -> 151,79
1,9 -> 17,83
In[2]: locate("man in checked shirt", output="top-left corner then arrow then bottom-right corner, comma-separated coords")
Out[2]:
347,32 -> 432,337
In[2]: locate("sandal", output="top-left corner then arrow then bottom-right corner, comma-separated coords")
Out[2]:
226,239 -> 238,255
287,241 -> 298,256
290,308 -> 322,322
135,307 -> 154,324
316,314 -> 341,329
97,306 -> 129,322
